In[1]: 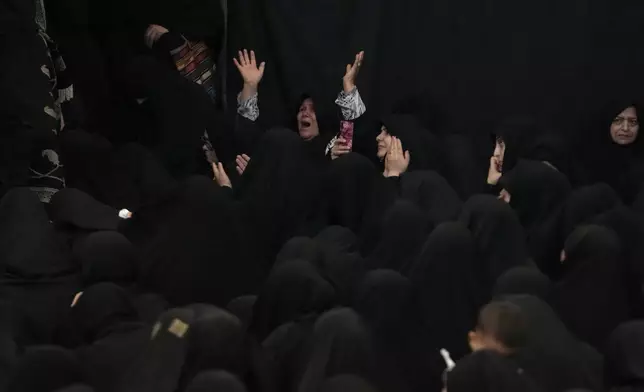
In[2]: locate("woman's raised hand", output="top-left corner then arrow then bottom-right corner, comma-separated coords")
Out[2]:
343,51 -> 364,93
384,137 -> 410,177
144,24 -> 169,48
234,49 -> 265,87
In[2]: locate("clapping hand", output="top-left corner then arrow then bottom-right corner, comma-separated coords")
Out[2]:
212,162 -> 232,188
235,154 -> 251,176
384,137 -> 410,177
487,156 -> 502,185
234,49 -> 265,88
144,24 -> 169,48
343,51 -> 364,93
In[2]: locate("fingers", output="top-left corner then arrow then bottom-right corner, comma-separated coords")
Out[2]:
241,154 -> 251,162
353,52 -> 361,68
233,57 -> 242,71
404,150 -> 411,163
235,155 -> 248,168
217,162 -> 228,177
336,137 -> 347,145
258,62 -> 266,76
211,162 -> 219,179
250,50 -> 257,66
243,49 -> 250,66
346,64 -> 352,74
394,137 -> 403,155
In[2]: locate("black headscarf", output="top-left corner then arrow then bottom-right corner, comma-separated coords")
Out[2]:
593,206 -> 644,318
399,171 -> 462,227
0,188 -> 81,346
459,195 -> 528,292
315,226 -> 359,255
72,232 -> 137,287
227,295 -> 257,330
563,183 -> 622,238
0,188 -> 73,277
494,116 -> 567,174
500,159 -> 571,277
577,100 -> 644,202
69,283 -> 140,345
117,308 -> 195,392
549,225 -> 631,350
321,375 -> 377,392
71,284 -> 149,392
407,222 -> 483,360
180,305 -> 246,387
275,237 -> 325,268
353,270 -> 444,392
296,308 -> 376,392
139,0 -> 224,43
6,346 -> 84,392
132,175 -> 261,306
322,153 -> 383,235
493,266 -> 551,300
251,260 -> 335,342
446,350 -> 544,392
505,295 -> 603,392
381,114 -> 443,173
366,200 -> 429,273
605,321 -> 644,392
314,226 -> 366,306
49,188 -> 121,232
238,128 -> 327,260
185,370 -> 248,392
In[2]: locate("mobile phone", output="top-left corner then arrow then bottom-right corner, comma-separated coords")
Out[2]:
339,120 -> 354,150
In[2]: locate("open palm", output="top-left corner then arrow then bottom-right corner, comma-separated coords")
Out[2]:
234,49 -> 265,87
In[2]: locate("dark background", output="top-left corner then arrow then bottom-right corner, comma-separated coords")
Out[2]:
228,0 -> 644,136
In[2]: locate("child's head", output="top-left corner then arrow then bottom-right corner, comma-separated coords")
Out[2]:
468,300 -> 527,355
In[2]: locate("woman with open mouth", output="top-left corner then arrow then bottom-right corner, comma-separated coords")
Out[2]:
233,49 -> 367,164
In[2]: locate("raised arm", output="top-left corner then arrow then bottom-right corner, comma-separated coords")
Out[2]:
335,51 -> 366,120
234,49 -> 265,122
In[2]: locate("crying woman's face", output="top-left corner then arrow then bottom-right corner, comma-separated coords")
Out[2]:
297,98 -> 320,141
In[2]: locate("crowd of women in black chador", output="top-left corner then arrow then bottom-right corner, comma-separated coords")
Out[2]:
2,0 -> 644,391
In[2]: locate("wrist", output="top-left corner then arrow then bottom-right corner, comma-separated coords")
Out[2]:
384,170 -> 400,178
243,82 -> 259,91
342,81 -> 355,94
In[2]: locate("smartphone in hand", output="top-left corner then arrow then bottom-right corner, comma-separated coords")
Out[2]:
339,120 -> 354,150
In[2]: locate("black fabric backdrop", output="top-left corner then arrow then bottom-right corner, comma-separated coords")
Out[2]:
228,0 -> 644,140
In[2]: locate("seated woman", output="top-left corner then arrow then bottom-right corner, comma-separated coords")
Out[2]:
234,49 -> 367,162
486,117 -> 567,188
576,101 -> 644,203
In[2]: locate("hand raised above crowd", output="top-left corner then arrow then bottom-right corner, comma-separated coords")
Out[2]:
343,51 -> 364,93
234,49 -> 265,103
144,24 -> 169,48
384,137 -> 410,177
234,49 -> 265,88
212,162 -> 232,188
